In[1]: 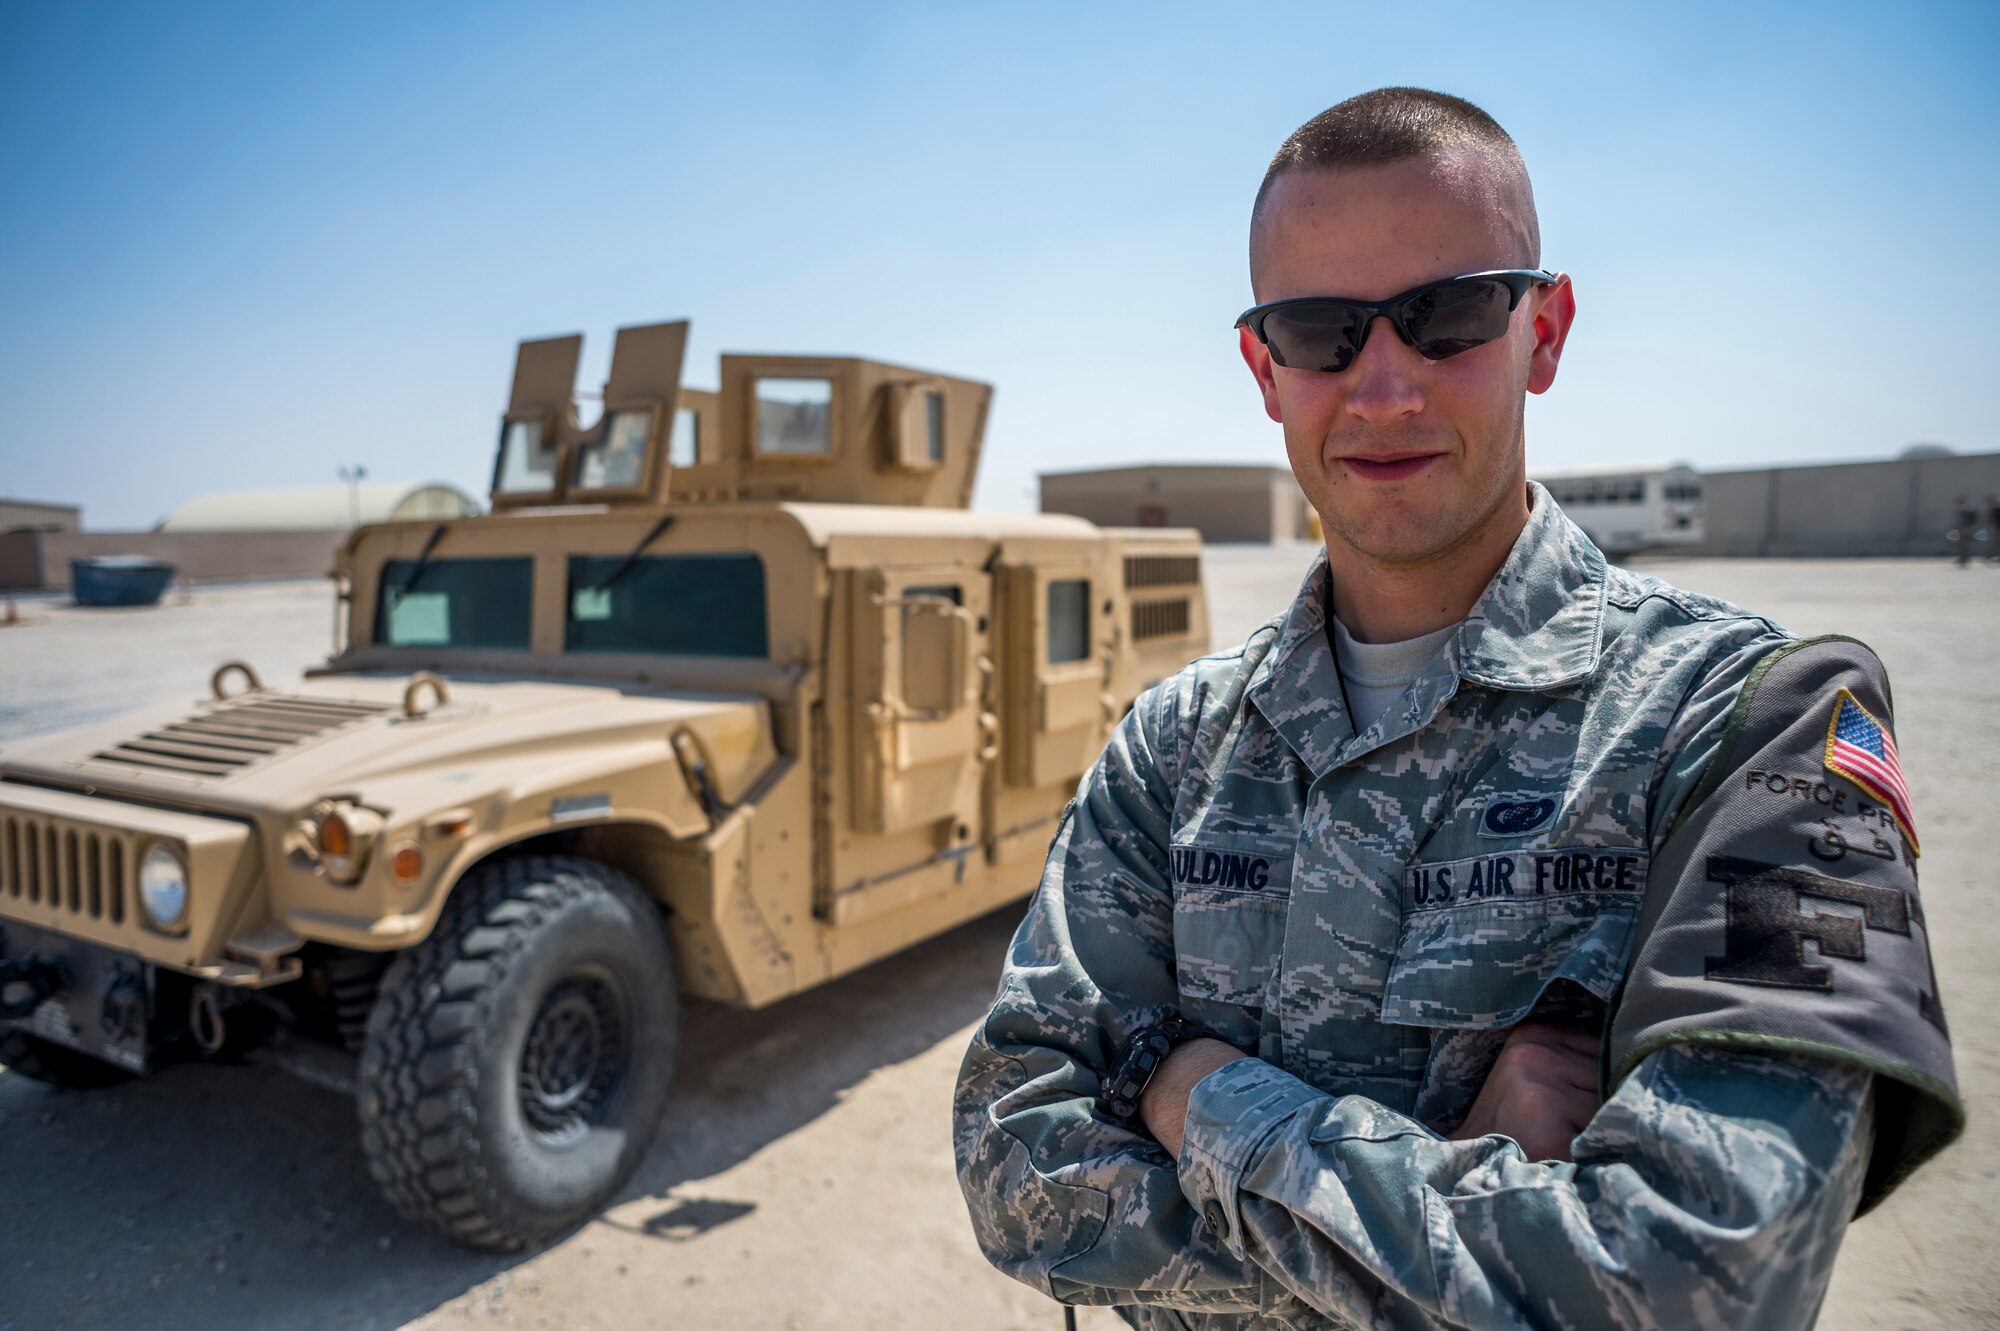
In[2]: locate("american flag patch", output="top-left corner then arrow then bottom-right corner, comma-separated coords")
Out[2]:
1823,689 -> 1919,857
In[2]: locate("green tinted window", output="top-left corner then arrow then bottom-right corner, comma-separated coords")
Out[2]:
1048,578 -> 1089,664
565,554 -> 768,657
375,558 -> 533,649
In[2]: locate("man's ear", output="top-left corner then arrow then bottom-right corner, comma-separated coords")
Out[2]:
1240,325 -> 1284,423
1526,274 -> 1576,396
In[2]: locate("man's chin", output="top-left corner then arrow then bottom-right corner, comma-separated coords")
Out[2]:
1322,511 -> 1468,567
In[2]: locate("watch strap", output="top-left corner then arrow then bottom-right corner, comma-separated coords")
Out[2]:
1097,1017 -> 1204,1122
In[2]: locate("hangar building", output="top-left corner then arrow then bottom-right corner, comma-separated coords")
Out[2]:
1039,464 -> 1316,543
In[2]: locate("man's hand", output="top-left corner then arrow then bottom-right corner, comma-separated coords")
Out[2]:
1138,1037 -> 1250,1159
1449,1022 -> 1603,1162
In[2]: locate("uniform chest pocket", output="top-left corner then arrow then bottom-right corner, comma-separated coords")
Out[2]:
1172,889 -> 1287,1009
1381,848 -> 1648,1029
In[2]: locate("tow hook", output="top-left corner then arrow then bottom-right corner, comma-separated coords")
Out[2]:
190,983 -> 228,1055
0,955 -> 66,1019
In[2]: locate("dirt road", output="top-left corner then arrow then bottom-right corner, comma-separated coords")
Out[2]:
2,552 -> 1993,1329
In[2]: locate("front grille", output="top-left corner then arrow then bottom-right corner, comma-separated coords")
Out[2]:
87,694 -> 393,782
1124,554 -> 1201,589
0,813 -> 128,924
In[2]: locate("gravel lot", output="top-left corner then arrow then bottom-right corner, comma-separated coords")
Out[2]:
1,553 -> 1994,1330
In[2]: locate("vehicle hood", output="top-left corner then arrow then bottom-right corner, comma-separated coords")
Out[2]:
0,673 -> 774,819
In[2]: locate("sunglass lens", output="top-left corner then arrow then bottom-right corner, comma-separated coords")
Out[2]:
1404,278 -> 1514,360
1260,302 -> 1367,373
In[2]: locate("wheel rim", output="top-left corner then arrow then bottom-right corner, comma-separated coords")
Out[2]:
518,967 -> 629,1147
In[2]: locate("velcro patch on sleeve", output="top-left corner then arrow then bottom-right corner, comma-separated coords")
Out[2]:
1823,688 -> 1919,857
1612,636 -> 1960,1213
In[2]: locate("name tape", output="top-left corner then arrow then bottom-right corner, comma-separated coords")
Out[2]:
1170,844 -> 1292,895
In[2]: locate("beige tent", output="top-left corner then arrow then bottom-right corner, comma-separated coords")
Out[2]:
158,482 -> 480,532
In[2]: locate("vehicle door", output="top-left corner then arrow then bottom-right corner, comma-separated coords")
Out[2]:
996,547 -> 1115,791
846,566 -> 992,837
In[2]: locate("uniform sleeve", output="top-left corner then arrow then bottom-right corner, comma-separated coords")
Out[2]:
951,679 -> 1298,1318
1175,1042 -> 1874,1328
1610,635 -> 1962,1209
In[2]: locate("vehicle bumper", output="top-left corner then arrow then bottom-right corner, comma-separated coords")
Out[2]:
0,919 -> 153,1071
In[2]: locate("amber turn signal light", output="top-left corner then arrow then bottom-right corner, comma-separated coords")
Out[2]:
318,809 -> 354,859
390,842 -> 425,882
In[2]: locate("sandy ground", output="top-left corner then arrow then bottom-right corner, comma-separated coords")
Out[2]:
1,553 -> 1995,1330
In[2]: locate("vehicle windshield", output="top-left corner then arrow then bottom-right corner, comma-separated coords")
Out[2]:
565,553 -> 768,657
375,557 -> 533,649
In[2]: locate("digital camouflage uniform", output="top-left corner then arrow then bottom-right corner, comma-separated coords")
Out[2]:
953,487 -> 1960,1330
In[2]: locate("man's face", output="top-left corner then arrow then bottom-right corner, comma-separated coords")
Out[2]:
1243,150 -> 1574,569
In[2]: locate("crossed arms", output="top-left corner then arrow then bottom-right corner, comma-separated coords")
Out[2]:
952,685 -> 1882,1329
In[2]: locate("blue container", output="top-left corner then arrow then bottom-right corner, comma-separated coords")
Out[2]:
71,556 -> 178,608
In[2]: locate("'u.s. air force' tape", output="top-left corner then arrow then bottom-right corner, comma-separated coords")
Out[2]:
1170,843 -> 1293,896
1405,847 -> 1647,913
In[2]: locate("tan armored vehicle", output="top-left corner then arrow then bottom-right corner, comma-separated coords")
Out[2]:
0,321 -> 1208,1249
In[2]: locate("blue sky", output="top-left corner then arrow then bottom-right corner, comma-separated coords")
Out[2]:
2,1 -> 1995,528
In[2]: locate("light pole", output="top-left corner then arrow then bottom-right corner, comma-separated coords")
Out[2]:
336,463 -> 368,529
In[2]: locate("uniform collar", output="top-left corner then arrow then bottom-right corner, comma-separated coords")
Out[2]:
1246,483 -> 1607,776
1455,483 -> 1608,690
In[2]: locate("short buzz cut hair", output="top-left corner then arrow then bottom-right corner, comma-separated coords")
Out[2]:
1251,87 -> 1540,269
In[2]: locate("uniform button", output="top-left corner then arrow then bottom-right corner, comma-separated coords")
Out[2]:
1202,1201 -> 1227,1236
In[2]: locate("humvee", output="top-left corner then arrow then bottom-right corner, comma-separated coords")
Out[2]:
0,321 -> 1209,1250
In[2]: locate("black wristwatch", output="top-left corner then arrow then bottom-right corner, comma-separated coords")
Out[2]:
1097,1017 -> 1206,1122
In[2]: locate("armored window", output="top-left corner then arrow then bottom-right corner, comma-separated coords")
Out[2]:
755,378 -> 834,455
375,557 -> 533,650
1047,579 -> 1090,664
565,553 -> 768,657
901,584 -> 963,713
494,418 -> 557,494
571,409 -> 653,492
924,390 -> 945,463
671,406 -> 700,467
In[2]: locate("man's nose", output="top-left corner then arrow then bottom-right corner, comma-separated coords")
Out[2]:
1341,315 -> 1426,423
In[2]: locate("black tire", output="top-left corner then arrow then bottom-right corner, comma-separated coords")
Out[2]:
358,855 -> 679,1250
0,1028 -> 132,1089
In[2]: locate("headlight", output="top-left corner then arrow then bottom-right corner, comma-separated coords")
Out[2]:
139,843 -> 189,932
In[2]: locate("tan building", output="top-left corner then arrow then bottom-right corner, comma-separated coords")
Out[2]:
1039,463 -> 1315,543
0,498 -> 82,533
1684,447 -> 2000,558
0,482 -> 482,592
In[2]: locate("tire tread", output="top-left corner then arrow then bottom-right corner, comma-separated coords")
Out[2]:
358,854 -> 667,1251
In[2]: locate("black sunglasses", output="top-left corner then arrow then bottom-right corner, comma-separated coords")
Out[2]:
1236,269 -> 1557,373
